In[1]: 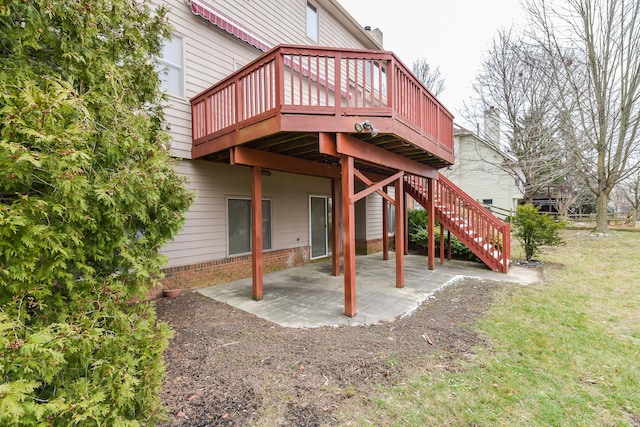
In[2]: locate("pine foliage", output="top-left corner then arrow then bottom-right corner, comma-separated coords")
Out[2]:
512,204 -> 565,262
0,1 -> 192,424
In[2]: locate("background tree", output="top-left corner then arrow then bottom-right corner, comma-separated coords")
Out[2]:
0,1 -> 192,424
526,0 -> 640,233
412,57 -> 446,96
464,30 -> 570,205
617,169 -> 640,223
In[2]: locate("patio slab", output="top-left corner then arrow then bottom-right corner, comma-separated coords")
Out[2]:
197,252 -> 540,328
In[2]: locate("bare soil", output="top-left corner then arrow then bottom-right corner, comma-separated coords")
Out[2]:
155,277 -> 511,426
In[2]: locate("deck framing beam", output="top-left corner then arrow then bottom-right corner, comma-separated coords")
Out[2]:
232,146 -> 340,178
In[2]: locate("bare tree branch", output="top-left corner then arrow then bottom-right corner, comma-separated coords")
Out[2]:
411,58 -> 445,96
462,29 -> 569,205
526,0 -> 640,232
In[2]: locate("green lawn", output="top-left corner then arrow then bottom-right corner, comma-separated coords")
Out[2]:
354,230 -> 640,426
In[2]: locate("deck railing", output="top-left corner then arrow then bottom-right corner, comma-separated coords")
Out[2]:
191,45 -> 454,154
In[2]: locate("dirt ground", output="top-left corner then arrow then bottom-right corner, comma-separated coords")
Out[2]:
155,277 -> 512,426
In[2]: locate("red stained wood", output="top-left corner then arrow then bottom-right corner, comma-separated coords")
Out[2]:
251,166 -> 263,300
232,146 -> 340,178
382,186 -> 389,261
394,176 -> 405,288
427,177 -> 435,271
318,132 -> 338,156
336,133 -> 437,179
351,169 -> 402,204
404,193 -> 409,255
191,45 -> 454,165
440,223 -> 445,265
404,173 -> 510,273
341,155 -> 356,317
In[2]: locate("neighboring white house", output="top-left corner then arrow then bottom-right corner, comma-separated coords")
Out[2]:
442,123 -> 523,219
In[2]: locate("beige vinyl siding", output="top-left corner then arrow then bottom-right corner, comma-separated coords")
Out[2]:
353,189 -> 387,241
154,0 -> 261,158
205,0 -> 376,51
161,160 -> 331,268
367,186 -> 396,240
366,193 -> 383,239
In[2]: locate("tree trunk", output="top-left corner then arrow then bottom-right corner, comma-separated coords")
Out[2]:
593,191 -> 610,233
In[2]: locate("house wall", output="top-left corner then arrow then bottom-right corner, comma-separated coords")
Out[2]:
162,161 -> 331,267
354,185 -> 394,254
154,0 -> 385,289
443,132 -> 522,216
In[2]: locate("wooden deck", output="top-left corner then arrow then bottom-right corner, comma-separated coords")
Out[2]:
190,45 -> 454,174
186,45 -> 504,317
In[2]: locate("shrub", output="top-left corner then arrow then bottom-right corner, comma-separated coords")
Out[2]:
0,1 -> 192,424
512,204 -> 566,261
407,209 -> 478,261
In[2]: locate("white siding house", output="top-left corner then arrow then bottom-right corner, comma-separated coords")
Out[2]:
442,124 -> 523,219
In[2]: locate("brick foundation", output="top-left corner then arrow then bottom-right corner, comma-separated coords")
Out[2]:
356,237 -> 394,255
153,246 -> 311,298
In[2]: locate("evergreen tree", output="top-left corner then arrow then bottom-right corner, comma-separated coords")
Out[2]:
512,204 -> 565,262
0,1 -> 192,424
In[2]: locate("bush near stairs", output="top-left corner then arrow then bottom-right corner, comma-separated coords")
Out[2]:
407,209 -> 479,261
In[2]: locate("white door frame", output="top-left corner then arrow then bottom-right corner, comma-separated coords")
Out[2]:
309,195 -> 328,259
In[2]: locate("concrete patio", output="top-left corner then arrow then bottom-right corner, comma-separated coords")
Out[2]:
198,252 -> 540,328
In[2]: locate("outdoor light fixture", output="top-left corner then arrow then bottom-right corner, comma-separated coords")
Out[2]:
354,120 -> 379,137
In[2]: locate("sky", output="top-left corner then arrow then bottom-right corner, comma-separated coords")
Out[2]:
337,0 -> 527,125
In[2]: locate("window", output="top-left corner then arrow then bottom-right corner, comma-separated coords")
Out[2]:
482,199 -> 493,205
228,198 -> 272,255
387,202 -> 396,235
157,35 -> 184,97
306,2 -> 319,42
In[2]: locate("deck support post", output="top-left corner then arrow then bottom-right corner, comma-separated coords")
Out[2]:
331,177 -> 340,276
341,155 -> 356,317
382,186 -> 389,261
394,174 -> 405,288
251,166 -> 264,300
427,177 -> 435,270
404,192 -> 409,255
440,224 -> 445,265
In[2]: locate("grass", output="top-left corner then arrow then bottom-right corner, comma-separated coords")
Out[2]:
348,230 -> 640,426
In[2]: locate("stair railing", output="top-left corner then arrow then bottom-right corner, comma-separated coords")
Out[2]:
404,173 -> 510,272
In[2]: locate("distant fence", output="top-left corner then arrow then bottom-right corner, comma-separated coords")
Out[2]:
479,206 -> 638,228
480,203 -> 513,222
564,211 -> 637,227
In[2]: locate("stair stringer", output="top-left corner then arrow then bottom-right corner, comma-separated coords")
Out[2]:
404,173 -> 511,273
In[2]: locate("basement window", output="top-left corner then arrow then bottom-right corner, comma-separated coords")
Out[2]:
228,198 -> 272,255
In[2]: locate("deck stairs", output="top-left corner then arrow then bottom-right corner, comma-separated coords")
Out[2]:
404,173 -> 511,272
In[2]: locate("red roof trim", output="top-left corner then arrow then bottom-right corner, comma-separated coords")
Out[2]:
190,0 -> 273,52
190,2 -> 346,98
